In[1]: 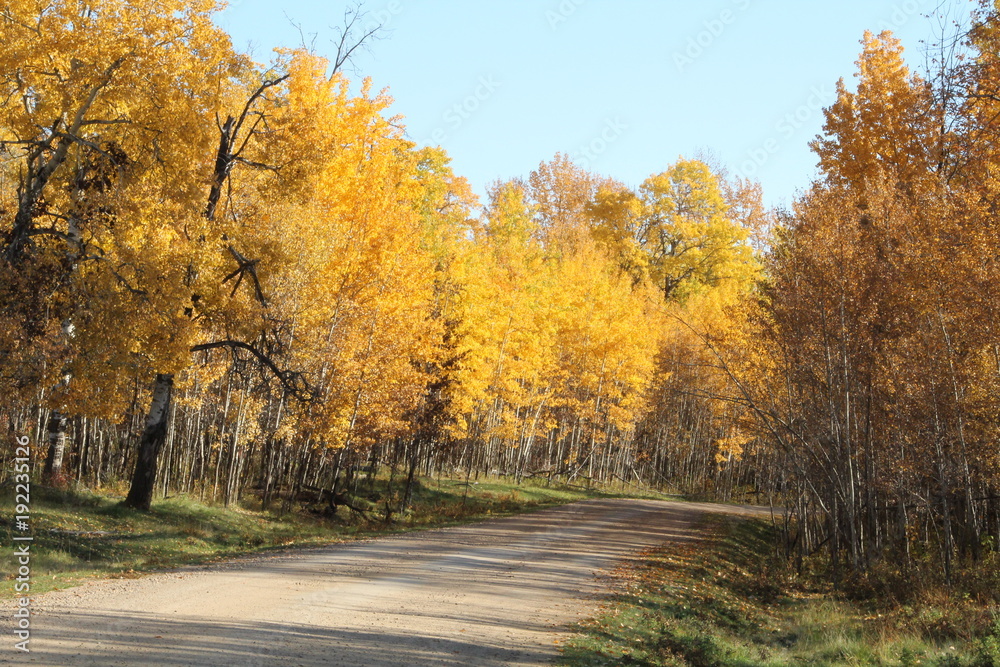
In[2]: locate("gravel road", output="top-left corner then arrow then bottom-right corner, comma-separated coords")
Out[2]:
3,498 -> 773,666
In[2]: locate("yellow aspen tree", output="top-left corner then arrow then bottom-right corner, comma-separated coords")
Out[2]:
811,30 -> 940,188
637,159 -> 757,303
585,179 -> 648,285
527,153 -> 599,252
249,52 -> 439,463
548,239 -> 660,481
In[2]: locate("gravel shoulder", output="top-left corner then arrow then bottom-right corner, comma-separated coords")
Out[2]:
3,498 -> 774,666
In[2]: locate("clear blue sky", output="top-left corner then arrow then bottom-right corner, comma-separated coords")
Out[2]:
217,0 -> 972,210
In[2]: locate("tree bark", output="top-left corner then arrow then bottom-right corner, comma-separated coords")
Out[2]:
123,374 -> 174,511
43,411 -> 68,482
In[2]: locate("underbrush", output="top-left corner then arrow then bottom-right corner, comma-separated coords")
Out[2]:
560,515 -> 1000,667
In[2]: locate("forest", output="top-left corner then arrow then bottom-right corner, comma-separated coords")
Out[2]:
2,0 -> 1000,591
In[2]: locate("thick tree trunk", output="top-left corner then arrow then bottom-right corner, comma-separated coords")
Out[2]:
124,374 -> 174,511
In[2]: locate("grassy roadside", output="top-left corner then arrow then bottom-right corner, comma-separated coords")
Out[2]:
559,514 -> 1000,667
0,476 -> 663,598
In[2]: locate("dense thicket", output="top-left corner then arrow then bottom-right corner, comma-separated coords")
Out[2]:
730,6 -> 1000,583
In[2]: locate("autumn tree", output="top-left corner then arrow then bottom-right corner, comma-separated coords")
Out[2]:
811,30 -> 941,187
744,21 -> 1000,580
0,0 -> 244,488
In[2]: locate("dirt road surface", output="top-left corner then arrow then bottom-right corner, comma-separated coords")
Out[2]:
4,498 -> 773,666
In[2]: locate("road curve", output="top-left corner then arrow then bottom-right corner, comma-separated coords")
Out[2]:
4,499 -> 773,666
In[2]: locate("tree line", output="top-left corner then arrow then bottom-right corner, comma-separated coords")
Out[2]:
4,0 -> 1000,587
0,0 -> 761,514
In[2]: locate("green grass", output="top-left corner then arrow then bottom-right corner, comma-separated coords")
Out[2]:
0,475 -> 661,597
559,515 -> 1000,667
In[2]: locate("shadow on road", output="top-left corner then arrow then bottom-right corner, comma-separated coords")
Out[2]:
10,499 -> 772,666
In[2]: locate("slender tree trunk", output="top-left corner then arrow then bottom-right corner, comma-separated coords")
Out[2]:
43,318 -> 78,483
123,374 -> 174,510
402,438 -> 421,511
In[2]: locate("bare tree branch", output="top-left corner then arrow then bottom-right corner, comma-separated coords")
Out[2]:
222,245 -> 267,306
204,75 -> 288,221
191,339 -> 312,400
330,2 -> 385,77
